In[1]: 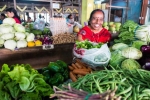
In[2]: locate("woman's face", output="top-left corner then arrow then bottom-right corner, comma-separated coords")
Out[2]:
90,11 -> 104,31
6,12 -> 14,18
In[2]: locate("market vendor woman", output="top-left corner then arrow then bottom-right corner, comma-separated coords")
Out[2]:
6,8 -> 21,24
77,9 -> 111,43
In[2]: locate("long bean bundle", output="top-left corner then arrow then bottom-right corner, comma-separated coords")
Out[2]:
50,84 -> 121,100
70,69 -> 150,100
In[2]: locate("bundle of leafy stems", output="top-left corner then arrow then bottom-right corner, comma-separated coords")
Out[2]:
50,84 -> 121,100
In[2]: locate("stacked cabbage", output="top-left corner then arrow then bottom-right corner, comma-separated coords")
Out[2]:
0,18 -> 35,50
109,43 -> 142,70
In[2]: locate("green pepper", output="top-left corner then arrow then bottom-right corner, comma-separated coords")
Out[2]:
56,60 -> 67,68
42,70 -> 51,82
48,62 -> 63,73
49,73 -> 64,86
62,68 -> 69,80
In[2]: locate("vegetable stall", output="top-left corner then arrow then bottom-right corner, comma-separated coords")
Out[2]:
1,0 -> 150,100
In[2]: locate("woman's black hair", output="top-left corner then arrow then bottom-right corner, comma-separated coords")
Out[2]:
6,8 -> 21,22
67,14 -> 73,19
88,9 -> 105,25
1,13 -> 6,18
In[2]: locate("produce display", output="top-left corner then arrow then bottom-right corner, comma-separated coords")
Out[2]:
52,33 -> 76,44
2,16 -> 150,100
23,22 -> 51,35
102,21 -> 122,33
0,64 -> 53,100
114,20 -> 138,44
68,59 -> 93,82
70,68 -> 150,99
40,60 -> 69,87
0,18 -> 45,50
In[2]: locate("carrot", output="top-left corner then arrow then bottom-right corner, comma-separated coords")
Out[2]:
71,63 -> 78,69
69,71 -> 77,82
73,69 -> 90,75
76,59 -> 88,67
87,67 -> 93,72
68,66 -> 74,71
74,62 -> 83,69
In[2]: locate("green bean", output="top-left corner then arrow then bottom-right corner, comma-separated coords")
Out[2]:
123,91 -> 132,100
93,76 -> 103,93
117,85 -> 132,95
135,84 -> 140,97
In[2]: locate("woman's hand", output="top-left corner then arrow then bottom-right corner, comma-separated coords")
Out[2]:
77,34 -> 84,41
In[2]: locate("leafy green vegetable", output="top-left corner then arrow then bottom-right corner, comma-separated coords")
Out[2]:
1,64 -> 10,73
19,76 -> 30,91
6,81 -> 21,99
131,40 -> 147,50
114,20 -> 139,44
112,43 -> 128,51
0,64 -> 53,100
8,65 -> 30,81
75,40 -> 103,49
109,50 -> 126,69
121,59 -> 141,70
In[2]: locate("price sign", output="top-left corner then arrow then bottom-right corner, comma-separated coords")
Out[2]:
42,44 -> 54,50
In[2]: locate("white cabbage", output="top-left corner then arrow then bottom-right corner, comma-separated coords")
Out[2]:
1,33 -> 15,40
4,40 -> 17,50
0,24 -> 15,34
112,43 -> 129,51
14,23 -> 25,32
17,40 -> 27,48
15,32 -> 26,40
121,47 -> 142,60
3,18 -> 16,26
26,33 -> 35,42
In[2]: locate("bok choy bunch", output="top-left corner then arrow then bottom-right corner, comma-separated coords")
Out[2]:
135,25 -> 150,43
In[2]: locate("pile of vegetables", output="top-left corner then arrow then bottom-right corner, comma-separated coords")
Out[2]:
0,64 -> 53,100
109,42 -> 143,70
0,18 -> 37,50
23,22 -> 51,35
114,20 -> 138,44
103,21 -> 122,33
70,68 -> 150,99
50,84 -> 121,100
52,33 -> 76,44
41,60 -> 69,86
68,59 -> 93,82
75,40 -> 103,49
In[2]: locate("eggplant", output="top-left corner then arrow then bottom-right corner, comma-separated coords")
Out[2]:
138,56 -> 150,70
143,62 -> 150,71
140,45 -> 150,56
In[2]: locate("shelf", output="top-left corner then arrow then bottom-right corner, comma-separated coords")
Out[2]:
0,43 -> 74,69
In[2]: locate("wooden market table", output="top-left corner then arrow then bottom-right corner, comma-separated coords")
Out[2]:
0,43 -> 74,70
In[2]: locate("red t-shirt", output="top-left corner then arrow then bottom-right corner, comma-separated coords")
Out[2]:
78,26 -> 111,43
14,17 -> 21,24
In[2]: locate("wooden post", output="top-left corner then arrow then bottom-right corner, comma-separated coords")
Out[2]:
78,0 -> 81,24
13,0 -> 16,9
49,0 -> 53,17
108,0 -> 112,22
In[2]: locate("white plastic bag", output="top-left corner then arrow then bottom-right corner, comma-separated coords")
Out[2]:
33,18 -> 45,31
73,43 -> 111,70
